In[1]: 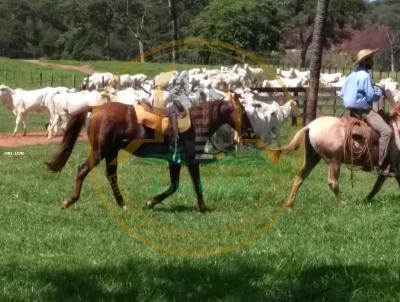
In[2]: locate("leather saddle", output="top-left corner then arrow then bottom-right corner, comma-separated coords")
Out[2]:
341,116 -> 382,168
342,116 -> 379,145
134,100 -> 191,134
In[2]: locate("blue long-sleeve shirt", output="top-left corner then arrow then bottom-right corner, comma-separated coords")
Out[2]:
340,66 -> 382,110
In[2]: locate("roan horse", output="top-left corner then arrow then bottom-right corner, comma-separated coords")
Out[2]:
271,108 -> 400,208
46,94 -> 254,212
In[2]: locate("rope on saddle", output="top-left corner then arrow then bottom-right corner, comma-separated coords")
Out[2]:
344,119 -> 374,188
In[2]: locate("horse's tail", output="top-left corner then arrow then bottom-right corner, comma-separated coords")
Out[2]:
46,106 -> 91,172
270,126 -> 308,163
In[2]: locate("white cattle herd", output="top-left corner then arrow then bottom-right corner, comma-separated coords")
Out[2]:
0,65 -> 399,147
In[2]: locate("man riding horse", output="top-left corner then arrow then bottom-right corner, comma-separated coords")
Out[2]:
340,48 -> 399,176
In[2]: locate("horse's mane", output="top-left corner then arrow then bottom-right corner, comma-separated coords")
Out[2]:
189,100 -> 226,130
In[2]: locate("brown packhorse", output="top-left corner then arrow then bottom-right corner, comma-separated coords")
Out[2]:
271,111 -> 400,208
46,95 -> 254,212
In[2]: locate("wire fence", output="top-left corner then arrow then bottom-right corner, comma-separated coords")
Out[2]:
0,69 -> 87,90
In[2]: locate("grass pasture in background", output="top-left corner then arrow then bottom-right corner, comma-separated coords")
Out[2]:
0,58 -> 85,90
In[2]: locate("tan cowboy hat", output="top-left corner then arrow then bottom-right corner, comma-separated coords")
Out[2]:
353,48 -> 379,66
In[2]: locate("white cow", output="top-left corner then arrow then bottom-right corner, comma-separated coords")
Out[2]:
83,72 -> 114,91
48,91 -> 104,138
114,88 -> 148,105
320,73 -> 343,87
263,77 -> 303,88
244,99 -> 296,146
378,78 -> 400,100
0,85 -> 67,136
277,68 -> 297,79
243,64 -> 264,85
130,74 -> 148,88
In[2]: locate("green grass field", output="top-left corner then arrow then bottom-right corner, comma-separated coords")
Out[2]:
1,132 -> 400,301
1,58 -> 400,301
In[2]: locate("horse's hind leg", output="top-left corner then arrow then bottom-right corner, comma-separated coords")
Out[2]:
187,163 -> 206,213
105,153 -> 126,209
327,161 -> 346,205
365,175 -> 387,203
147,163 -> 181,209
63,152 -> 101,209
286,134 -> 321,209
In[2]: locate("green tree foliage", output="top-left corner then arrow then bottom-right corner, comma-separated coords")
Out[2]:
278,0 -> 368,67
188,0 -> 281,53
368,0 -> 400,71
0,0 -> 210,61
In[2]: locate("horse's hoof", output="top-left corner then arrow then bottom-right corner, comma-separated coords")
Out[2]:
62,199 -> 72,209
146,200 -> 154,209
121,205 -> 128,211
285,204 -> 294,212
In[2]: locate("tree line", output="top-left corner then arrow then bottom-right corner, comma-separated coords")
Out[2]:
0,0 -> 398,70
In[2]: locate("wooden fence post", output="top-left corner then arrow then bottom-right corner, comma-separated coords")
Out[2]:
39,72 -> 43,86
303,88 -> 308,125
73,74 -> 76,89
332,88 -> 337,116
292,90 -> 299,125
5,69 -> 7,81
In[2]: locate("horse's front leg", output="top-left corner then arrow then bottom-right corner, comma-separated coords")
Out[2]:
147,162 -> 181,209
187,163 -> 206,213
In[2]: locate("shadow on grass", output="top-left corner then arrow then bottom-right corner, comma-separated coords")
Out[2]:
149,204 -> 199,213
20,261 -> 400,301
280,264 -> 400,302
150,205 -> 216,213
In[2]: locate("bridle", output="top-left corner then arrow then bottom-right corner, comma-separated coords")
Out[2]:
205,93 -> 253,155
